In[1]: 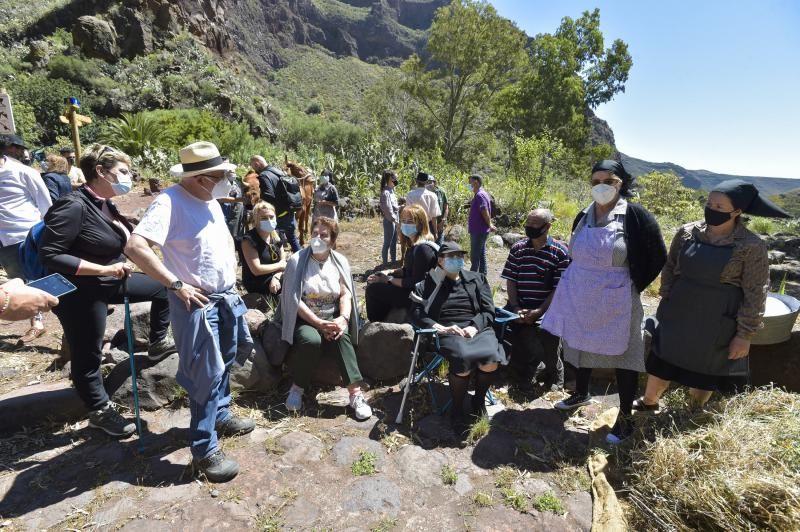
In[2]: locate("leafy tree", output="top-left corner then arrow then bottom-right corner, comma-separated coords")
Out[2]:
400,0 -> 527,164
101,112 -> 169,157
494,9 -> 632,151
637,170 -> 703,227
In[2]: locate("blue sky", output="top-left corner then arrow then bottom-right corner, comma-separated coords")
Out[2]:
489,0 -> 799,179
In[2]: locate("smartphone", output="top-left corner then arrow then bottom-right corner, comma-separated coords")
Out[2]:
27,273 -> 77,298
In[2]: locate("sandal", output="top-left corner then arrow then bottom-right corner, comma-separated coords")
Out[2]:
17,326 -> 46,345
632,397 -> 659,412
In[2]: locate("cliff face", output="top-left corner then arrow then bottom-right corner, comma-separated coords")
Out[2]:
16,0 -> 444,69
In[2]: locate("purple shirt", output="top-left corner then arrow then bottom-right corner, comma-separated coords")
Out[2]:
468,188 -> 491,233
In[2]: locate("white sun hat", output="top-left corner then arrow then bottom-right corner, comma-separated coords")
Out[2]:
169,141 -> 236,178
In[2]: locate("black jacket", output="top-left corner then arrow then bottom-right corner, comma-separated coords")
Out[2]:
572,202 -> 667,293
411,269 -> 496,331
39,186 -> 133,282
41,171 -> 72,202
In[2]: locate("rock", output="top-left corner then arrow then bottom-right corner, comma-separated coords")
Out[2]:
230,346 -> 280,393
356,321 -> 414,381
103,347 -> 130,365
244,308 -> 266,338
564,491 -> 593,532
488,235 -> 505,248
25,40 -> 50,66
769,250 -> 787,264
119,302 -> 155,350
72,16 -> 118,61
445,224 -> 465,242
148,178 -> 162,193
394,445 -> 447,487
502,232 -> 526,247
454,474 -> 473,496
519,478 -> 552,497
257,319 -> 289,367
278,431 -> 324,463
750,331 -> 800,393
108,353 -> 180,411
112,7 -> 154,58
0,382 -> 86,432
332,436 -> 387,470
344,477 -> 401,515
241,293 -> 277,319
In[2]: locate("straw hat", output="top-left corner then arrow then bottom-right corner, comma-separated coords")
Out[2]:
169,141 -> 236,178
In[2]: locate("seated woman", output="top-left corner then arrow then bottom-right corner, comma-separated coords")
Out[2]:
639,180 -> 790,410
239,201 -> 287,298
39,144 -> 176,438
279,216 -> 373,420
365,203 -> 438,322
411,242 -> 506,435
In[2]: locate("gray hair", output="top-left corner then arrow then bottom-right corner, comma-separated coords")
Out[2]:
529,208 -> 554,224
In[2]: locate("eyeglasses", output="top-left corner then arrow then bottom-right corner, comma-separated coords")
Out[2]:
590,177 -> 621,186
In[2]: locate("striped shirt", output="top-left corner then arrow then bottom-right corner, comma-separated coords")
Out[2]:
501,236 -> 571,309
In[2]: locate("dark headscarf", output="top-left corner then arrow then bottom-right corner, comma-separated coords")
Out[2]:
592,159 -> 635,198
416,171 -> 430,183
712,179 -> 791,219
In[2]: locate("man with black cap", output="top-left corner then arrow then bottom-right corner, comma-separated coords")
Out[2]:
125,141 -> 256,483
0,134 -> 52,343
640,179 -> 792,410
406,171 -> 441,235
59,146 -> 86,187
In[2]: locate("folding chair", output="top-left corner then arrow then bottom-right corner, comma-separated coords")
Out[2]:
395,307 -> 519,424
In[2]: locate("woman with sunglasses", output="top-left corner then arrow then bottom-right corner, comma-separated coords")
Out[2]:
240,201 -> 287,299
639,180 -> 790,411
542,160 -> 666,444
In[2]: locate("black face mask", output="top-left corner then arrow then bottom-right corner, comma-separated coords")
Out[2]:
525,225 -> 547,239
704,206 -> 734,226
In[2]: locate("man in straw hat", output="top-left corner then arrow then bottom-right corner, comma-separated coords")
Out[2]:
125,141 -> 255,483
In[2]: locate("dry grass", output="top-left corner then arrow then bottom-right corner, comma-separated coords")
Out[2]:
627,388 -> 800,531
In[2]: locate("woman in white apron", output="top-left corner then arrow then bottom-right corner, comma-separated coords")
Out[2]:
637,180 -> 789,411
542,160 -> 666,444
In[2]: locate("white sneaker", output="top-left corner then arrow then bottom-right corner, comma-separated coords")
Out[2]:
349,392 -> 373,421
285,385 -> 304,412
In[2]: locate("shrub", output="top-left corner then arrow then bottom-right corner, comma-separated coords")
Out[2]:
637,171 -> 703,227
532,492 -> 565,514
305,101 -> 323,115
748,217 -> 777,235
101,112 -> 170,158
440,464 -> 457,485
47,53 -> 115,93
351,449 -> 377,476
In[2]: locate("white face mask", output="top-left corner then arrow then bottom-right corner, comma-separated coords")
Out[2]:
309,236 -> 328,254
591,183 -> 618,205
200,176 -> 230,200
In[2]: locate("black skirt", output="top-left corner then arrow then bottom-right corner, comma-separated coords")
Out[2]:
438,327 -> 507,374
646,352 -> 749,393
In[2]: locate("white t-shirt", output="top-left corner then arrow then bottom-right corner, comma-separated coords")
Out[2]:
68,166 -> 86,185
133,184 -> 236,293
0,156 -> 52,246
405,187 -> 441,223
302,256 -> 342,320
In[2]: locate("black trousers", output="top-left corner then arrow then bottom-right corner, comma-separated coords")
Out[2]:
54,273 -> 171,410
509,322 -> 564,387
364,282 -> 411,322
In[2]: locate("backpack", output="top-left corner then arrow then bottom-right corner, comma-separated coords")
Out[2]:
265,166 -> 303,213
18,221 -> 48,281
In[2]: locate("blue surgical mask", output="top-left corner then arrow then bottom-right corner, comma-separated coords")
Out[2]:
104,171 -> 132,196
259,219 -> 276,233
400,223 -> 418,238
443,257 -> 464,274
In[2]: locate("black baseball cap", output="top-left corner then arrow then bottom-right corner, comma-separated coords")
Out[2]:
416,171 -> 430,183
1,134 -> 27,149
438,241 -> 465,256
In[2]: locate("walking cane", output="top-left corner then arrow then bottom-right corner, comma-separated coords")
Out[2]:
395,332 -> 424,425
123,279 -> 145,454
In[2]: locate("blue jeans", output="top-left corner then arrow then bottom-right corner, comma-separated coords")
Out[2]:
470,231 -> 489,274
189,304 -> 234,460
382,218 -> 397,264
277,212 -> 301,252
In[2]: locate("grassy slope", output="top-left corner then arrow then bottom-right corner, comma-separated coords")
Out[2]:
268,45 -> 392,123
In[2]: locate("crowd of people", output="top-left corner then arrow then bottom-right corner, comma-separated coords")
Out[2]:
0,131 -> 792,483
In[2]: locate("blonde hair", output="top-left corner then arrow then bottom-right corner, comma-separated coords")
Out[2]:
45,153 -> 69,174
80,144 -> 132,182
398,204 -> 434,248
251,201 -> 280,241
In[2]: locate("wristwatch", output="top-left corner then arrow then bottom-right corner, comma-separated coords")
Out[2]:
168,280 -> 184,291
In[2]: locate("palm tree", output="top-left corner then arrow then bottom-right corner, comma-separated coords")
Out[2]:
101,112 -> 168,157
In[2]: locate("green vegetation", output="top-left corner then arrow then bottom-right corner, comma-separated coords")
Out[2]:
312,0 -> 370,23
472,491 -> 495,508
440,464 -> 457,485
532,492 -> 565,514
369,516 -> 399,532
500,487 -> 527,512
636,170 -> 704,230
351,449 -> 378,476
467,414 -> 491,443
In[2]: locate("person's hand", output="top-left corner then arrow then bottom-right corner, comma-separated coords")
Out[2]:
366,273 -> 380,284
728,336 -> 751,360
269,276 -> 281,294
462,326 -> 478,338
520,308 -> 543,325
489,224 -> 497,233
0,279 -> 58,321
276,259 -> 287,271
104,262 -> 132,279
174,284 -> 209,311
332,316 -> 348,340
435,324 -> 465,336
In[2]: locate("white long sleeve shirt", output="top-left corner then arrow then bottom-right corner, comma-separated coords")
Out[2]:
0,156 -> 52,246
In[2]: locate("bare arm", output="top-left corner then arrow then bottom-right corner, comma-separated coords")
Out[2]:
506,279 -> 519,309
241,239 -> 287,277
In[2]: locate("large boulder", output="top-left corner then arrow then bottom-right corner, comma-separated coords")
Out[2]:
501,232 -> 525,247
356,321 -> 414,381
107,353 -> 181,411
72,16 -> 118,61
119,302 -> 155,350
112,7 -> 154,58
445,224 -> 465,243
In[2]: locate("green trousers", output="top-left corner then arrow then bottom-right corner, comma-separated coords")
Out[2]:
289,319 -> 363,389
